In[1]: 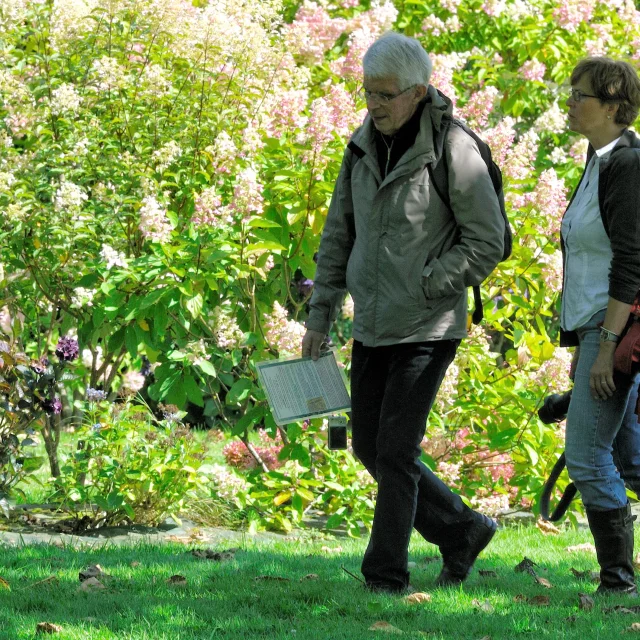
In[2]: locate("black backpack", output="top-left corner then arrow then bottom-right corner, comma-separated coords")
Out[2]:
427,117 -> 513,324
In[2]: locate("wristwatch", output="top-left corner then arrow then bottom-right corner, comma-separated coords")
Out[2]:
600,326 -> 620,344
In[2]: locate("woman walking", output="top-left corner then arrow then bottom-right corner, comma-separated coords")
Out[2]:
561,57 -> 640,595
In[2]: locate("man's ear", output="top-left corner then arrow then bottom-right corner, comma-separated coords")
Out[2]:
415,84 -> 428,101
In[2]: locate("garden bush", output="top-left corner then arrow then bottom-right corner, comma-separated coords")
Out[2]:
50,398 -> 209,527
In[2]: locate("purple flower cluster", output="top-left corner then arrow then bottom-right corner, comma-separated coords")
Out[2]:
296,278 -> 314,298
86,388 -> 107,402
55,336 -> 79,362
42,397 -> 62,414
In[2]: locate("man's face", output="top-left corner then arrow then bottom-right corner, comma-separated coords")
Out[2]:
363,76 -> 425,136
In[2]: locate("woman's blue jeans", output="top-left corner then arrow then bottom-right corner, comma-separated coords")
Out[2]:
565,309 -> 640,510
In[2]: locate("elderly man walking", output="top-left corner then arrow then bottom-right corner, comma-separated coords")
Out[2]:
302,32 -> 505,593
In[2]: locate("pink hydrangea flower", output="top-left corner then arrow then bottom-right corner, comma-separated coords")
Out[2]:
458,86 -> 499,128
552,0 -> 597,33
519,59 -> 546,82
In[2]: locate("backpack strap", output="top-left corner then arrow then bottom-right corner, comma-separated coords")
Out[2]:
347,141 -> 365,160
427,120 -> 485,324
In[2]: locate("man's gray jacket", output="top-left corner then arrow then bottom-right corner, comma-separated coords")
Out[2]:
306,85 -> 505,348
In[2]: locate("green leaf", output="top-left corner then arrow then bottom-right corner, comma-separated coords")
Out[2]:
524,442 -> 539,466
230,405 -> 264,436
185,293 -> 203,318
245,241 -> 287,254
247,218 -> 281,228
184,374 -> 204,407
226,378 -> 252,405
165,377 -> 187,407
108,326 -> 126,352
125,325 -> 138,357
197,360 -> 216,377
154,305 -> 168,339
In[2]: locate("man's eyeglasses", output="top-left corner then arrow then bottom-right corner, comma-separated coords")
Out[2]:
568,88 -> 599,103
359,84 -> 416,105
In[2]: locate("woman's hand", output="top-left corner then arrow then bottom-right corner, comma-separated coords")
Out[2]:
589,342 -> 617,400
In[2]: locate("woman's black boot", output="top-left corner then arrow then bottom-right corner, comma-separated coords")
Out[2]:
586,503 -> 638,596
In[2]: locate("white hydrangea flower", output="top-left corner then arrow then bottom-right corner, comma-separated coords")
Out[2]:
50,83 -> 82,115
71,287 -> 95,308
100,244 -> 127,269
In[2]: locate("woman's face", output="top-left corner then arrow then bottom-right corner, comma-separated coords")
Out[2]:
566,73 -> 616,139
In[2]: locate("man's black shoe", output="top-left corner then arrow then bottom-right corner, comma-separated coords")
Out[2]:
436,514 -> 497,587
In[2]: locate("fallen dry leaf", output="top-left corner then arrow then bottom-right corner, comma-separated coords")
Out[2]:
566,543 -> 597,554
167,575 -> 187,586
578,593 -> 594,611
623,622 -> 640,633
403,592 -> 432,605
79,565 -> 108,582
536,519 -> 561,535
77,577 -> 105,592
634,554 -> 640,570
187,528 -> 210,542
369,621 -> 403,634
300,574 -> 319,581
479,570 -> 498,578
0,576 -> 10,591
535,577 -> 553,589
191,549 -> 236,561
130,561 -> 141,568
407,562 -> 417,569
566,615 -> 578,623
421,556 -> 439,564
570,568 -> 599,582
472,599 -> 495,614
35,622 -> 62,634
528,595 -> 551,606
514,557 -> 538,576
254,575 -> 290,581
605,605 -> 640,614
320,546 -> 343,554
513,594 -> 527,603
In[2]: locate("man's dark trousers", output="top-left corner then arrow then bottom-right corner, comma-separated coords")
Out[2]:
351,338 -> 474,590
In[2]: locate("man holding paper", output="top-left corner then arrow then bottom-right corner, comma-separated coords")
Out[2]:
301,32 -> 504,594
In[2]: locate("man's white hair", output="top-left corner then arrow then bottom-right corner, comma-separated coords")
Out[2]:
362,32 -> 432,90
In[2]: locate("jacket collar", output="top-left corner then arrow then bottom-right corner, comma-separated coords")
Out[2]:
349,85 -> 453,171
586,128 -> 638,164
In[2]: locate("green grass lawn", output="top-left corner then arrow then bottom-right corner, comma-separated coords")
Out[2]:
1,523 -> 640,639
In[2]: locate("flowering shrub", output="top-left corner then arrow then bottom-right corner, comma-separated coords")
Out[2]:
0,0 -> 637,529
222,430 -> 283,471
50,400 -> 208,527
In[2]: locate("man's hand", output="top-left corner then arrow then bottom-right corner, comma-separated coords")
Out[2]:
301,329 -> 326,361
589,343 -> 616,400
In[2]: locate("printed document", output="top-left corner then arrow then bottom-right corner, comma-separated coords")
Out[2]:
256,351 -> 351,425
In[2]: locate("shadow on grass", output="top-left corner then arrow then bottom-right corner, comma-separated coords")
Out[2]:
0,525 -> 638,639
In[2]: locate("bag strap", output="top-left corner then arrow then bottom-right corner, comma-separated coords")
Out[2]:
427,122 -> 484,324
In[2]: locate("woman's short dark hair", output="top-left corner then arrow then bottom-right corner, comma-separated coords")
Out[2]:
571,57 -> 640,126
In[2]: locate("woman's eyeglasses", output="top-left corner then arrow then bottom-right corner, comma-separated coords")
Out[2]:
568,88 -> 599,102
